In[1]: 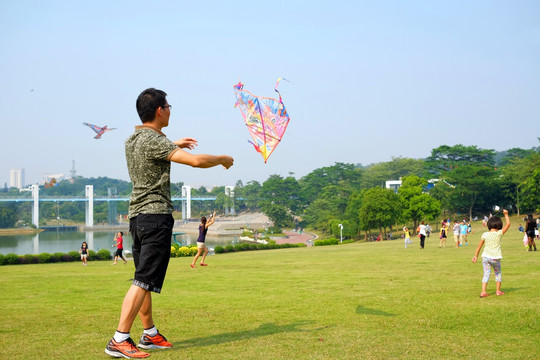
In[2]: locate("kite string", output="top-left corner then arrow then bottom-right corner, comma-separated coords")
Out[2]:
283,128 -> 340,163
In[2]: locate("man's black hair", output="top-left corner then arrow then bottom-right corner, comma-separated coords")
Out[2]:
136,88 -> 167,123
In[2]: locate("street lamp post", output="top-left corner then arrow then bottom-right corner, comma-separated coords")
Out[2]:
338,223 -> 343,243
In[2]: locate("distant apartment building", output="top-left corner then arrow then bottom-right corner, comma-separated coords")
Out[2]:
10,168 -> 25,189
385,179 -> 402,193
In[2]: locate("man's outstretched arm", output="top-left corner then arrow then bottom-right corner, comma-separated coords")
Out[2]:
168,148 -> 233,169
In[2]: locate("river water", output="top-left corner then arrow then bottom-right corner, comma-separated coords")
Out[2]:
0,230 -> 238,256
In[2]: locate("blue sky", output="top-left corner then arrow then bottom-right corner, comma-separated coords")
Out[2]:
1,0 -> 539,188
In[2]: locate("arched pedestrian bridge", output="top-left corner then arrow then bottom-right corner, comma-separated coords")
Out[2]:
0,185 -> 238,228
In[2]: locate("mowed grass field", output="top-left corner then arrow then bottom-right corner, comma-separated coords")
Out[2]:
1,220 -> 539,360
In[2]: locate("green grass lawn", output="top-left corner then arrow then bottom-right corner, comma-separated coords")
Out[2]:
1,225 -> 538,359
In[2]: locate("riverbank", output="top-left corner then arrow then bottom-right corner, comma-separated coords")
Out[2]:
174,212 -> 272,236
0,228 -> 43,235
174,213 -> 317,245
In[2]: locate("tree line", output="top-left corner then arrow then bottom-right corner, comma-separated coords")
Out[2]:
1,143 -> 539,234
231,143 -> 539,239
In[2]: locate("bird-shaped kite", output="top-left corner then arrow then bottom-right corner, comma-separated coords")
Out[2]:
83,122 -> 116,139
233,79 -> 290,163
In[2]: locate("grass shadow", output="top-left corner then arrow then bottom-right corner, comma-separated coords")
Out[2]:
173,321 -> 324,349
356,305 -> 396,317
499,287 -> 525,294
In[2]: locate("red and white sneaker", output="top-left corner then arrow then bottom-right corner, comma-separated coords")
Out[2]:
105,337 -> 150,358
137,331 -> 172,349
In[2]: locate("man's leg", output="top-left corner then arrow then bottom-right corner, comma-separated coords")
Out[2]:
138,291 -> 154,330
136,290 -> 173,350
118,285 -> 150,332
105,285 -> 151,358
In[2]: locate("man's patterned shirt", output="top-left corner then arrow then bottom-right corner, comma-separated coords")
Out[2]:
125,125 -> 179,218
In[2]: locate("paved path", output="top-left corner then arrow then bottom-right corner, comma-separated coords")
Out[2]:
274,231 -> 317,245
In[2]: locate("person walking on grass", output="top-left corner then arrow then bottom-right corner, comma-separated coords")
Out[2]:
472,209 -> 511,298
418,221 -> 427,249
112,232 -> 128,265
453,220 -> 461,247
525,214 -> 537,251
439,221 -> 447,248
191,211 -> 216,268
105,88 -> 233,359
79,241 -> 89,266
460,220 -> 469,246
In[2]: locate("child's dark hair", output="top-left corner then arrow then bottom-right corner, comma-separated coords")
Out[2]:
487,216 -> 503,230
119,231 -> 123,236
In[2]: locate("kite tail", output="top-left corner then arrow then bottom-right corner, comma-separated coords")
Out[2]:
274,77 -> 289,103
248,140 -> 261,153
248,140 -> 269,163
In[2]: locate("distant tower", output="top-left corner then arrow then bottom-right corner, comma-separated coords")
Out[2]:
10,169 -> 25,189
70,160 -> 77,179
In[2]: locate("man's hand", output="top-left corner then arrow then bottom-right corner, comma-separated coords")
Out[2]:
221,156 -> 234,169
174,138 -> 198,150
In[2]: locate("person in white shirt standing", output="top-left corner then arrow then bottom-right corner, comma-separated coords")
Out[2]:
418,221 -> 427,249
452,220 -> 461,247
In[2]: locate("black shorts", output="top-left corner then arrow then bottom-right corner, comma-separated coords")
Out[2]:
115,248 -> 124,257
129,214 -> 174,293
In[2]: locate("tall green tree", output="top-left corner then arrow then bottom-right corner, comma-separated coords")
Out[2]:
303,198 -> 336,232
398,176 -> 441,232
0,203 -> 18,228
425,144 -> 496,174
520,168 -> 540,213
360,157 -> 425,189
500,152 -> 540,215
299,162 -> 362,204
344,191 -> 363,235
496,147 -> 537,167
435,165 -> 499,220
302,183 -> 357,233
358,187 -> 402,238
260,175 -> 301,213
261,203 -> 292,228
239,180 -> 262,211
